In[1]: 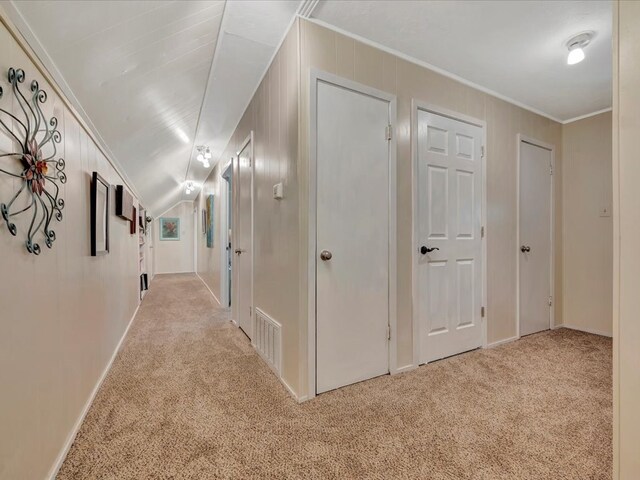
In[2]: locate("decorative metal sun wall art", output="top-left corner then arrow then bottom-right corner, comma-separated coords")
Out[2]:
0,67 -> 66,255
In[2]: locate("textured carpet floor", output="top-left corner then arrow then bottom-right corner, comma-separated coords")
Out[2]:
57,274 -> 612,479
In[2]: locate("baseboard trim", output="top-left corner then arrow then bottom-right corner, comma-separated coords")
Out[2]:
195,273 -> 221,306
47,303 -> 140,480
156,270 -> 195,275
280,376 -> 307,403
558,324 -> 612,338
393,363 -> 417,375
486,335 -> 519,348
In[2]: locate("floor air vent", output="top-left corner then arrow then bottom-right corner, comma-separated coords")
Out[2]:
253,308 -> 282,376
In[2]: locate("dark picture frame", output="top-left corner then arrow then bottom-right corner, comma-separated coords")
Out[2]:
130,206 -> 137,235
91,171 -> 110,256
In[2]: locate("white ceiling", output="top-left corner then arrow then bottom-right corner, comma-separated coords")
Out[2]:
8,0 -> 300,215
311,0 -> 612,122
7,1 -> 612,214
185,1 -> 300,207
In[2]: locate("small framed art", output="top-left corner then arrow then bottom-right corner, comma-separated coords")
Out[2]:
91,171 -> 110,256
160,217 -> 180,241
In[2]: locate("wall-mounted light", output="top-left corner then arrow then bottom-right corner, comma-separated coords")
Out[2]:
566,32 -> 593,65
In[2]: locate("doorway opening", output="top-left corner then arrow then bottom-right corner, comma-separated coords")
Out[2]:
221,161 -> 233,309
233,133 -> 254,340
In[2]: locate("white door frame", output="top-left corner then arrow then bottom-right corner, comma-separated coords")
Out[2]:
516,134 -> 555,338
193,205 -> 198,273
411,101 -> 488,368
233,132 -> 254,337
307,69 -> 397,400
221,159 -> 233,308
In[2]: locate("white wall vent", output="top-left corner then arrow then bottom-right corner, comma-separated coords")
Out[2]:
253,308 -> 282,376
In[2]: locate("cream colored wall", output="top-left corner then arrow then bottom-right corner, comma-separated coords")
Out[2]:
195,163 -> 223,301
197,21 -> 301,392
613,1 -> 640,477
562,112 -> 612,336
297,19 -> 563,396
0,15 -> 140,480
154,201 -> 194,274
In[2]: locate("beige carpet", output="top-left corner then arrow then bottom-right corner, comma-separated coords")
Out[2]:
57,274 -> 612,479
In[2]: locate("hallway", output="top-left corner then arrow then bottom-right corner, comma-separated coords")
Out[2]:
57,274 -> 611,480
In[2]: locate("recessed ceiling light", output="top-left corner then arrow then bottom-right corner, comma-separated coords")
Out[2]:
566,32 -> 594,65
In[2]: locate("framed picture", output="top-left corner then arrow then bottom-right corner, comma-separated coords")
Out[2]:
130,206 -> 137,235
91,171 -> 110,256
160,217 -> 180,241
206,194 -> 214,248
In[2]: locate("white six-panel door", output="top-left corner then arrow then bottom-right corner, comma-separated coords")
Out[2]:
417,110 -> 483,364
316,79 -> 391,394
518,140 -> 553,337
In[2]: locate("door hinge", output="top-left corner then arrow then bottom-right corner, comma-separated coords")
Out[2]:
481,145 -> 485,158
481,306 -> 485,318
249,306 -> 253,317
385,125 -> 392,141
387,324 -> 391,340
550,164 -> 553,175
548,296 -> 553,307
481,226 -> 485,238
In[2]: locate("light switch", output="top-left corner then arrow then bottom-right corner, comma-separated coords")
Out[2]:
273,182 -> 284,200
599,205 -> 611,217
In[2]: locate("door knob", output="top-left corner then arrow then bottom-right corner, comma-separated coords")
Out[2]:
234,248 -> 245,255
320,250 -> 332,261
420,246 -> 439,254
520,245 -> 531,253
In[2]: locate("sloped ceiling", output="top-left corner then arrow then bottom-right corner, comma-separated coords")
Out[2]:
7,0 -> 300,216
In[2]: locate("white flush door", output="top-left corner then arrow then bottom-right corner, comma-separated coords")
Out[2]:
236,138 -> 252,339
316,80 -> 391,394
519,140 -> 552,337
417,110 -> 483,364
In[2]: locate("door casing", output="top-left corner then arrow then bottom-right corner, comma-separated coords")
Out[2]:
307,69 -> 397,400
516,134 -> 555,338
411,101 -> 488,368
233,132 -> 254,338
221,159 -> 232,309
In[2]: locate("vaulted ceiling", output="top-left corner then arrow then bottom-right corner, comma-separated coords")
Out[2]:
7,0 -> 300,215
6,0 -> 612,216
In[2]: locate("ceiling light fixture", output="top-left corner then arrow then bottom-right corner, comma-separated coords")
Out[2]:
195,145 -> 212,168
185,181 -> 195,194
566,32 -> 593,65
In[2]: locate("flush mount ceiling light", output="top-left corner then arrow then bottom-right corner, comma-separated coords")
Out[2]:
566,31 -> 594,65
185,181 -> 195,195
195,145 -> 211,168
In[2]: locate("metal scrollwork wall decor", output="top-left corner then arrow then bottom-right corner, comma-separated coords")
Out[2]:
0,67 -> 66,255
